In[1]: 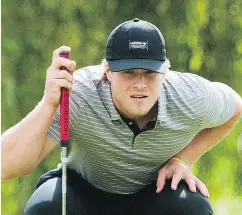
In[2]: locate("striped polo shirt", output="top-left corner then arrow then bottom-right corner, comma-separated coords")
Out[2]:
47,65 -> 237,194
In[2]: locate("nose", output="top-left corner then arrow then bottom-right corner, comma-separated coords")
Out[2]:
133,73 -> 147,89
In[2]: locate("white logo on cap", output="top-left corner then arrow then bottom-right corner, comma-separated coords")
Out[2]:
129,40 -> 148,50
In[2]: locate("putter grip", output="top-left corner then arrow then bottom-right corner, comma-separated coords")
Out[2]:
59,51 -> 70,147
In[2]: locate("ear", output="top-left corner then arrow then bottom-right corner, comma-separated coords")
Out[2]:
104,61 -> 112,82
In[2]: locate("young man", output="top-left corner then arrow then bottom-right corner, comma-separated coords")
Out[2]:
2,18 -> 242,215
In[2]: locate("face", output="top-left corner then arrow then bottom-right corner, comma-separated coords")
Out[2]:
106,66 -> 165,120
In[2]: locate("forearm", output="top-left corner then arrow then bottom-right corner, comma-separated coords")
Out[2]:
174,113 -> 241,168
1,100 -> 57,179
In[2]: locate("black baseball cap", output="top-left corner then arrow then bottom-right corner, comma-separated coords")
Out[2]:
106,18 -> 167,73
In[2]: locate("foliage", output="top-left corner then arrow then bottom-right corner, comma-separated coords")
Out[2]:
2,0 -> 242,214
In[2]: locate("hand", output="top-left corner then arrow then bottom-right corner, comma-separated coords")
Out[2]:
156,159 -> 210,198
42,46 -> 76,107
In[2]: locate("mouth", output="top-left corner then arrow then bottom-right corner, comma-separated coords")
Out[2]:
130,95 -> 148,102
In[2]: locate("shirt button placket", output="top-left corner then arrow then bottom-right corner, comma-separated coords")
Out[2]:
134,134 -> 142,145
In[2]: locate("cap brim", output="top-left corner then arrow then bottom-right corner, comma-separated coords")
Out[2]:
108,59 -> 166,73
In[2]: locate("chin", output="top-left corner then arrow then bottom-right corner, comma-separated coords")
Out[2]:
130,109 -> 150,118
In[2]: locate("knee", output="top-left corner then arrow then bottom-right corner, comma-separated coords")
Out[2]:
179,196 -> 213,215
174,181 -> 214,215
24,178 -> 62,215
24,201 -> 59,215
24,177 -> 87,215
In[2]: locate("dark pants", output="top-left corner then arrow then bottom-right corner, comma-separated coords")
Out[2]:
24,168 -> 213,215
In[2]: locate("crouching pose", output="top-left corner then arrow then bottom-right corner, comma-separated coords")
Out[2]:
2,18 -> 242,215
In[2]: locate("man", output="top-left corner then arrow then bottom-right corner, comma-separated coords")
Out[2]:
2,18 -> 242,215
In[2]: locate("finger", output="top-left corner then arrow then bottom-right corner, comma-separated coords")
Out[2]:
55,79 -> 73,91
52,46 -> 71,61
50,70 -> 73,83
46,79 -> 73,91
63,60 -> 76,75
205,186 -> 210,197
171,170 -> 183,190
52,57 -> 75,72
195,179 -> 210,197
156,169 -> 167,193
184,175 -> 196,192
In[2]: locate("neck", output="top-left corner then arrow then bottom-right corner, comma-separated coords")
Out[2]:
135,102 -> 158,129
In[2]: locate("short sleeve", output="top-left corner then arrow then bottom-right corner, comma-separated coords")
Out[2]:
202,81 -> 237,128
47,93 -> 81,144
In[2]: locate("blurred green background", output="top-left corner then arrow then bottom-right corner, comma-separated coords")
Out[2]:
1,0 -> 242,214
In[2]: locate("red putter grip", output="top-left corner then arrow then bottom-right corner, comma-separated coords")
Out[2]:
59,51 -> 70,147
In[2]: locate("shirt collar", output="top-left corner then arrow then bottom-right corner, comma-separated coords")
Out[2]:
157,84 -> 167,124
101,81 -> 167,123
102,81 -> 122,121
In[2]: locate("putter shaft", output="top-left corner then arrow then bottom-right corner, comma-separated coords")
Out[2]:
61,147 -> 67,215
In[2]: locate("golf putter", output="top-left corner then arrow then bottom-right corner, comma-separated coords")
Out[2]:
59,51 -> 70,215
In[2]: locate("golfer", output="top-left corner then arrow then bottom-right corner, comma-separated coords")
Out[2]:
2,18 -> 242,215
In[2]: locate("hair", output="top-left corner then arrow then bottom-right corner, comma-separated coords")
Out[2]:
101,58 -> 171,82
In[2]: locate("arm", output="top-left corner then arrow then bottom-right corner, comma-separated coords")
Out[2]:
156,85 -> 242,196
1,46 -> 76,180
174,93 -> 242,167
1,102 -> 57,179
